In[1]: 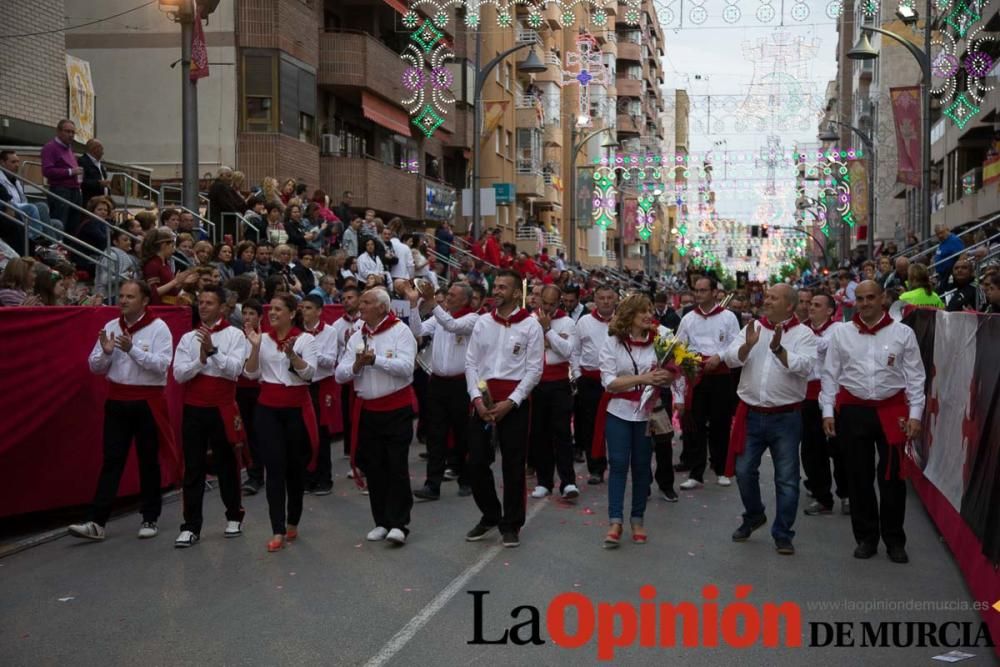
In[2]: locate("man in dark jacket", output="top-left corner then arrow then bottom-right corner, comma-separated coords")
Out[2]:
945,259 -> 980,312
207,167 -> 247,229
334,191 -> 354,226
79,139 -> 110,206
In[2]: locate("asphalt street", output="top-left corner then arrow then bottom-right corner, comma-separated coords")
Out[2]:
1,445 -> 996,666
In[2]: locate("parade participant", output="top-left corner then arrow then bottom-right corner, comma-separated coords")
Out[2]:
407,281 -> 479,500
561,285 -> 585,321
596,293 -> 677,548
69,280 -> 175,541
801,293 -> 848,516
171,286 -> 250,548
238,300 -> 265,495
464,270 -> 544,548
529,285 -> 579,500
821,281 -> 926,563
243,293 -> 318,553
301,294 -> 338,495
721,284 -> 817,556
335,288 -> 417,545
331,286 -> 362,457
675,277 -> 740,488
573,285 -> 617,485
795,288 -> 813,322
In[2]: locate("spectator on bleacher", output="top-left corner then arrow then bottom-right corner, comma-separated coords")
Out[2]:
178,210 -> 206,241
214,242 -> 235,283
233,240 -> 256,276
259,176 -> 282,209
309,273 -> 338,305
944,259 -> 980,312
342,217 -> 360,258
983,272 -> 1000,314
174,232 -> 196,270
41,120 -> 84,238
283,203 -> 315,253
263,273 -> 291,301
434,221 -> 453,265
192,240 -> 214,267
303,203 -> 333,252
33,262 -> 68,305
279,178 -> 297,205
357,237 -> 385,285
0,150 -> 63,244
253,241 -> 275,281
241,196 -> 265,242
274,243 -> 314,295
900,263 -> 945,309
933,224 -> 965,292
231,170 -> 247,196
122,216 -> 143,240
334,191 -> 353,226
484,227 -> 502,266
80,139 -> 110,205
264,202 -> 287,245
386,220 -> 414,280
141,227 -> 191,305
159,208 -> 180,232
207,166 -> 246,228
95,228 -> 140,297
0,257 -> 40,306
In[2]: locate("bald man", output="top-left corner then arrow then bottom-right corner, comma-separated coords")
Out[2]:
721,283 -> 817,556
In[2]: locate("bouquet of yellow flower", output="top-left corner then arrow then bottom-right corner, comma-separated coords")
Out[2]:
653,334 -> 702,380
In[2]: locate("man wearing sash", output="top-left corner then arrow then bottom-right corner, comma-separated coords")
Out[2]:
331,286 -> 362,458
572,285 -> 617,485
301,294 -> 339,495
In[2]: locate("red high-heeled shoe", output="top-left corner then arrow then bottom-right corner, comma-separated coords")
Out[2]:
286,526 -> 298,541
267,536 -> 285,552
631,525 -> 647,544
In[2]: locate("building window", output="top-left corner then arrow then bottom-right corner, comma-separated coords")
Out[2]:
280,55 -> 317,143
496,127 -> 501,156
505,130 -> 513,160
243,52 -> 278,131
242,50 -> 316,141
495,54 -> 501,83
504,62 -> 513,90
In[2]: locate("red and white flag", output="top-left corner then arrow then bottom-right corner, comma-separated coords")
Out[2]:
190,4 -> 209,82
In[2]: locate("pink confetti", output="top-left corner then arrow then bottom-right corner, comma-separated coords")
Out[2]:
582,508 -> 594,515
354,543 -> 363,548
573,583 -> 581,588
687,552 -> 696,557
503,562 -> 510,566
276,585 -> 283,590
289,572 -> 296,576
404,588 -> 413,592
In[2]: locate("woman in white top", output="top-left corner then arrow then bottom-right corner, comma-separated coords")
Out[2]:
356,237 -> 385,285
597,293 -> 676,548
244,293 -> 317,552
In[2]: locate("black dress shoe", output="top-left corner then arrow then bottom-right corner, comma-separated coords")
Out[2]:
412,485 -> 440,501
731,515 -> 767,542
887,545 -> 909,563
774,538 -> 795,555
587,474 -> 604,485
673,463 -> 691,472
457,485 -> 473,497
853,542 -> 878,559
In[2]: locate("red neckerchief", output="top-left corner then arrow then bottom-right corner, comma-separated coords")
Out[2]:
450,307 -> 475,319
268,326 -> 302,351
759,316 -> 799,332
477,306 -> 489,315
591,309 -> 612,323
119,311 -> 159,335
305,320 -> 325,335
341,312 -> 359,324
695,304 -> 725,318
362,312 -> 399,337
550,309 -> 567,320
853,312 -> 893,335
625,331 -> 655,347
491,307 -> 532,327
200,318 -> 230,334
808,318 -> 835,335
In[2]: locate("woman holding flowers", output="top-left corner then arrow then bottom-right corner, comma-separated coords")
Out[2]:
596,293 -> 682,548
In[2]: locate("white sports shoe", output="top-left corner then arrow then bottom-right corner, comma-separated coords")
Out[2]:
68,521 -> 105,541
137,522 -> 158,539
224,520 -> 243,537
561,484 -> 580,500
366,526 -> 388,541
530,485 -> 551,498
174,530 -> 199,548
386,528 -> 407,545
717,475 -> 732,487
679,478 -> 703,490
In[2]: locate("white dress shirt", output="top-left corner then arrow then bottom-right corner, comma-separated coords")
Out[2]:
331,313 -> 361,365
304,321 -> 339,382
820,317 -> 926,420
536,311 -> 576,374
597,324 -> 689,421
389,237 -> 415,280
465,308 -> 544,407
88,314 -> 173,386
675,306 -> 741,358
356,252 -> 385,283
721,319 -> 817,408
410,304 -> 478,377
243,332 -> 316,385
572,311 -> 611,377
172,322 -> 249,384
335,316 -> 416,399
806,320 -> 843,383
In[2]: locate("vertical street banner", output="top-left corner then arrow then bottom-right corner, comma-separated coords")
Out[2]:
890,86 -> 921,187
847,159 -> 869,235
481,101 -> 508,139
190,8 -> 210,82
622,198 -> 637,245
65,55 -> 95,143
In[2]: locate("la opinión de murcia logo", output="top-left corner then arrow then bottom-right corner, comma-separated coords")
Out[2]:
468,587 -> 995,659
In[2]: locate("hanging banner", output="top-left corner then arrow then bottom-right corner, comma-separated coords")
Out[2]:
190,8 -> 210,82
622,198 -> 637,245
847,159 -> 869,231
890,86 -> 921,187
481,101 -> 508,140
65,55 -> 95,143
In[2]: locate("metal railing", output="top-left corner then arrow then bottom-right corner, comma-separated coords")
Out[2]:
894,212 -> 1000,262
930,229 -> 1000,273
108,171 -> 159,211
160,183 -> 211,220
174,204 -> 217,243
515,28 -> 540,44
419,232 -> 501,273
220,211 -> 259,242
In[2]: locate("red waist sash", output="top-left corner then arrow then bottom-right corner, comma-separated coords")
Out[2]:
184,375 -> 245,448
484,379 -> 519,403
541,361 -> 571,383
107,382 -> 180,478
837,388 -> 910,479
259,382 -> 319,473
805,379 -> 821,401
579,368 -> 601,381
236,375 -> 258,388
349,385 -> 416,488
316,376 -> 343,432
591,389 -> 643,460
725,400 -> 802,477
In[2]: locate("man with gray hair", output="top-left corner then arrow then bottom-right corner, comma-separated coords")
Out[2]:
208,165 -> 247,228
80,138 -> 110,205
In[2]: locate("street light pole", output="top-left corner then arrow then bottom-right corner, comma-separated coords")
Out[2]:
567,126 -> 615,265
825,119 -> 876,260
180,10 -> 199,213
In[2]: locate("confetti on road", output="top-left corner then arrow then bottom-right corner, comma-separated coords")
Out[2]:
688,552 -> 696,557
57,597 -> 74,602
354,543 -> 363,548
289,572 -> 296,576
582,508 -> 594,515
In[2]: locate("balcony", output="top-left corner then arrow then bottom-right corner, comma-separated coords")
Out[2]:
543,121 -> 562,147
321,155 -> 421,220
616,77 -> 642,98
516,28 -> 541,45
516,96 -> 543,128
318,31 -> 406,105
617,114 -> 640,135
543,4 -> 562,28
617,40 -> 641,61
516,159 -> 546,197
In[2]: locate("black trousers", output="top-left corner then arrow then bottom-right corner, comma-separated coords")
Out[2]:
838,404 -> 907,549
685,373 -> 734,480
48,187 -> 82,237
341,382 -> 353,456
254,406 -> 309,535
575,376 -> 606,475
530,380 -> 575,492
468,401 -> 530,532
357,406 -> 414,531
236,385 -> 262,485
307,382 -> 333,487
90,399 -> 162,526
180,406 -> 244,534
413,367 -> 430,441
801,399 -> 848,507
653,391 -> 676,492
424,376 -> 470,489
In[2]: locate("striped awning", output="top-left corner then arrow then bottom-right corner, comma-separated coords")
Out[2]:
361,91 -> 411,137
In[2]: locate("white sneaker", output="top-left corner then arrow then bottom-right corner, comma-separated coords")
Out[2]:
561,484 -> 580,500
679,478 -> 703,490
530,485 -> 551,498
717,475 -> 732,487
386,528 -> 407,545
224,520 -> 243,538
366,526 -> 388,541
137,522 -> 158,539
68,521 -> 105,541
347,470 -> 354,479
174,530 -> 199,548
443,468 -> 459,480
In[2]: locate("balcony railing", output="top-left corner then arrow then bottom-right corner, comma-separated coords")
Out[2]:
516,28 -> 540,44
516,158 -> 542,174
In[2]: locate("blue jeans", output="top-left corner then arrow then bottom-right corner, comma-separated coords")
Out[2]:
605,414 -> 653,524
734,410 -> 801,542
15,202 -> 63,241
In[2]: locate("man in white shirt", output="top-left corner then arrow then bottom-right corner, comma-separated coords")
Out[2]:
800,293 -> 849,517
171,286 -> 250,548
675,276 -> 741,488
573,285 -> 616,485
301,294 -> 339,496
407,281 -> 479,500
560,285 -> 585,322
331,286 -> 362,457
529,285 -> 579,500
721,283 -> 817,556
69,280 -> 175,541
464,270 -> 544,548
335,287 -> 417,546
821,281 -> 926,564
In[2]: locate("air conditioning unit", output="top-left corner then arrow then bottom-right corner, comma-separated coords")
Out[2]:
320,134 -> 339,156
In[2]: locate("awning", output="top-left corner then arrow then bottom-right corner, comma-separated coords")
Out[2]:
361,91 -> 411,137
384,0 -> 408,16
